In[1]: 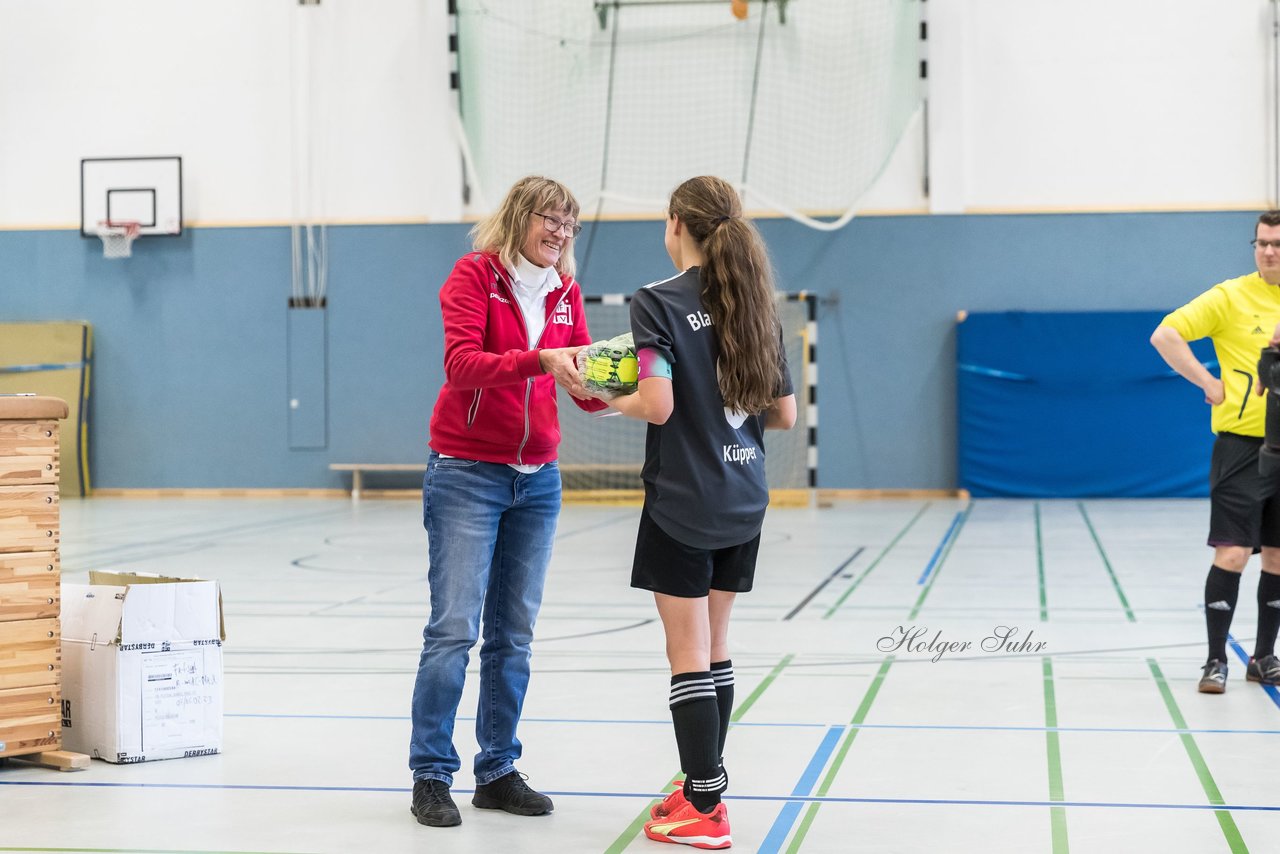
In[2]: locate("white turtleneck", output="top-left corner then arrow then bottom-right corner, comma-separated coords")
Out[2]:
508,255 -> 562,347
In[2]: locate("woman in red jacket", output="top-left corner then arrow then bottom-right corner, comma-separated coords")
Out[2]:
409,176 -> 606,828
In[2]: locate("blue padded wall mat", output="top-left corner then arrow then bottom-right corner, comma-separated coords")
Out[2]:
957,311 -> 1217,498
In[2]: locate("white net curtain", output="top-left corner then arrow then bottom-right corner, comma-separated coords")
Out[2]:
455,0 -> 923,228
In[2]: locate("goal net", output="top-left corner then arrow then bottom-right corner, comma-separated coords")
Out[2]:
453,0 -> 922,228
558,292 -> 815,502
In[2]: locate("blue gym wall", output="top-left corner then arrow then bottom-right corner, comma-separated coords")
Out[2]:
0,211 -> 1254,490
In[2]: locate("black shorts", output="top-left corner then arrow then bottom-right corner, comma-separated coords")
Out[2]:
1208,432 -> 1280,551
631,504 -> 760,598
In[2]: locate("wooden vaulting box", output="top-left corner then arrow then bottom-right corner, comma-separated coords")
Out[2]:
0,395 -> 68,761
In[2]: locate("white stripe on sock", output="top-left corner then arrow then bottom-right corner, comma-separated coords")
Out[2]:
669,679 -> 715,697
688,772 -> 728,791
669,689 -> 717,707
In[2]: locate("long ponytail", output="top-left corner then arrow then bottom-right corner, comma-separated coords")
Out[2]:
668,176 -> 782,413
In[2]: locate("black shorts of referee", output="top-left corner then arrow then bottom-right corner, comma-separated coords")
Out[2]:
1209,432 -> 1280,551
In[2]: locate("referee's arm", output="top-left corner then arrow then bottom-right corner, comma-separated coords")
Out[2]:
1151,324 -> 1224,406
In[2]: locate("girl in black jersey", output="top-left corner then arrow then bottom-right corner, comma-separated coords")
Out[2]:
601,176 -> 796,849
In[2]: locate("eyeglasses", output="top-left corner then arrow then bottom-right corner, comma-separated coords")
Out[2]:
531,211 -> 582,238
1253,239 -> 1280,251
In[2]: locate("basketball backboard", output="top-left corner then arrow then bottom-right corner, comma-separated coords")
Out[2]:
80,156 -> 183,237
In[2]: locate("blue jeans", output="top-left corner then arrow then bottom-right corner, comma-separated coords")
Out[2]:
409,453 -> 561,786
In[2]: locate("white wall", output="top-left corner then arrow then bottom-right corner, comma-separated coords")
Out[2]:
0,0 -> 1275,229
955,0 -> 1274,212
0,0 -> 459,228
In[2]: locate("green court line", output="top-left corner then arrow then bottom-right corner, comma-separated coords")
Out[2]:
602,653 -> 795,854
1076,501 -> 1136,623
731,653 -> 794,722
784,657 -> 895,854
603,775 -> 682,854
823,503 -> 932,618
906,502 -> 974,620
1043,657 -> 1069,853
1035,502 -> 1048,621
1147,659 -> 1248,853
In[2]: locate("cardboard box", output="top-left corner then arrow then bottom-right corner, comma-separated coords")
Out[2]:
60,572 -> 225,763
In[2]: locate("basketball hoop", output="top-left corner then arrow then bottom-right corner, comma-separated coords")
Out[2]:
97,220 -> 141,259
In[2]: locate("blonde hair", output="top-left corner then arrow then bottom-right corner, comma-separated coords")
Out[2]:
470,176 -> 581,278
668,176 -> 782,413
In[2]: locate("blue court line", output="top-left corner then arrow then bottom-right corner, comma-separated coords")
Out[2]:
0,361 -> 85,374
758,725 -> 845,853
2,780 -> 1277,813
1228,635 -> 1280,710
223,712 -> 1280,735
917,511 -> 965,585
761,802 -> 805,853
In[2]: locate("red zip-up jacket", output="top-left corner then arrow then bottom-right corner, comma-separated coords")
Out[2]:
428,251 -> 607,465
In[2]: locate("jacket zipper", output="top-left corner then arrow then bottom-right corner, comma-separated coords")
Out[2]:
487,258 -> 573,465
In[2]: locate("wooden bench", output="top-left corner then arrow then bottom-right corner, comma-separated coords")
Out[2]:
329,463 -> 426,501
329,461 -> 645,502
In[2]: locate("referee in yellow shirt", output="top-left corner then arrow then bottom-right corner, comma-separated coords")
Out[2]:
1151,211 -> 1280,693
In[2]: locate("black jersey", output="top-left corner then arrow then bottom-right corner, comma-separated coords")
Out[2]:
629,267 -> 792,549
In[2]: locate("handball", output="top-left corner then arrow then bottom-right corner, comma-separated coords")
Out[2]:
578,332 -> 639,396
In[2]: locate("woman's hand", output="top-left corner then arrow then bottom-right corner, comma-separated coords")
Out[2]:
539,346 -> 589,399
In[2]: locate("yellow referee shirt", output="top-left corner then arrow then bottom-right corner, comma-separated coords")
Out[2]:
1162,272 -> 1280,436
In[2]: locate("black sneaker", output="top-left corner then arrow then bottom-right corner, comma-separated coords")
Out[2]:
472,770 -> 554,816
1247,654 -> 1280,685
411,779 -> 461,827
1198,659 -> 1228,694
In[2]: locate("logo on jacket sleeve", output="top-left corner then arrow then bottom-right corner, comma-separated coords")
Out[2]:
551,302 -> 573,325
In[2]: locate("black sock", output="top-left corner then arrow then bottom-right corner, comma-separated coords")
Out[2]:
1205,565 -> 1242,662
669,671 -> 725,813
710,660 -> 734,759
1255,572 -> 1280,659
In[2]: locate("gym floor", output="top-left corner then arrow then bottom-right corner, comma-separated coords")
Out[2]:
2,495 -> 1276,853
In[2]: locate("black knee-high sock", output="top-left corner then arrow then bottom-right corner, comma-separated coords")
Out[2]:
669,671 -> 725,813
710,660 -> 734,760
1205,565 -> 1242,662
1254,572 -> 1280,659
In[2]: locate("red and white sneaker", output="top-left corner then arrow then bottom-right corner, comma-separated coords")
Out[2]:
651,781 -> 689,820
643,800 -> 732,850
